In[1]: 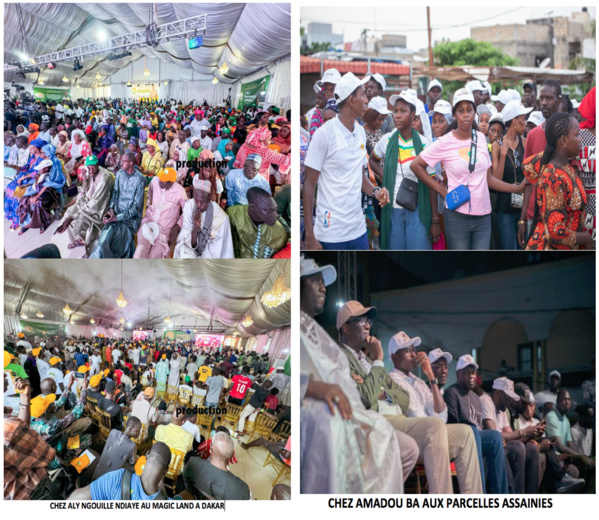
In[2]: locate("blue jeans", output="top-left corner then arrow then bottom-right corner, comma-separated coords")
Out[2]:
497,212 -> 520,250
469,426 -> 486,494
320,231 -> 369,250
480,429 -> 509,494
388,207 -> 432,250
444,210 -> 491,250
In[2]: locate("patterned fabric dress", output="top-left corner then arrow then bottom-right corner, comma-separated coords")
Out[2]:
523,152 -> 587,250
573,129 -> 595,240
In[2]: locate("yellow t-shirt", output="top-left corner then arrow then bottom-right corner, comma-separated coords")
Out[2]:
198,366 -> 212,383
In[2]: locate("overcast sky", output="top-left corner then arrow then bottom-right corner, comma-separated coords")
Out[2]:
301,6 -> 596,51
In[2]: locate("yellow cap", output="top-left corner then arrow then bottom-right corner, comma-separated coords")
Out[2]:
4,351 -> 11,368
30,394 -> 57,418
162,354 -> 166,360
89,374 -> 103,387
157,167 -> 176,183
103,368 -> 111,377
78,365 -> 90,374
135,456 -> 147,476
32,347 -> 41,356
49,357 -> 61,366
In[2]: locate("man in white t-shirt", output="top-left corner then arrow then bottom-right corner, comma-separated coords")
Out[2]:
131,346 -> 141,366
55,102 -> 64,121
304,72 -> 389,250
480,377 -> 541,493
112,347 -> 122,364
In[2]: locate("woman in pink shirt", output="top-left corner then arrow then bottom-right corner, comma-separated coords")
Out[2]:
411,88 -> 526,249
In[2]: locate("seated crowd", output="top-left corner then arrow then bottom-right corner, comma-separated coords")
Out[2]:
4,332 -> 291,500
301,70 -> 595,251
300,256 -> 595,494
4,98 -> 291,259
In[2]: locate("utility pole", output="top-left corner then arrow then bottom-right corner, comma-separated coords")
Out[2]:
427,7 -> 433,67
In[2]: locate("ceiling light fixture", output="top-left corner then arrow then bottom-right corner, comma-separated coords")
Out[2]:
20,313 -> 28,319
212,77 -> 218,85
90,318 -> 95,324
62,76 -> 69,83
242,315 -> 253,327
36,311 -> 44,318
261,271 -> 291,308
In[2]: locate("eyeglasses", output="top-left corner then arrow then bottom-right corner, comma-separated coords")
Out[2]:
346,316 -> 372,327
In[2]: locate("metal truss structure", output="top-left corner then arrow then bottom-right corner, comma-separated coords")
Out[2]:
4,14 -> 207,71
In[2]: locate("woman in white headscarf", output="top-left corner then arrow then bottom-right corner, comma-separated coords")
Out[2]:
65,129 -> 92,182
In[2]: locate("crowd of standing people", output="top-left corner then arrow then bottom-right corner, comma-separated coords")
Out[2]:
300,70 -> 595,251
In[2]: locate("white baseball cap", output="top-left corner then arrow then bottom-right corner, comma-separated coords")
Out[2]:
34,159 -> 53,171
489,112 -> 505,127
465,80 -> 485,92
477,104 -> 493,117
315,68 -> 341,92
388,331 -> 421,360
300,255 -> 337,287
572,99 -> 580,109
549,370 -> 561,380
368,96 -> 392,115
428,99 -> 452,117
334,72 -> 370,103
456,354 -> 479,371
492,377 -> 520,401
428,79 -> 443,92
501,100 -> 533,122
507,89 -> 522,102
451,88 -> 475,108
389,90 -> 417,109
491,90 -> 512,106
366,72 -> 386,92
481,81 -> 492,96
428,348 -> 453,365
336,301 -> 377,330
527,111 -> 545,127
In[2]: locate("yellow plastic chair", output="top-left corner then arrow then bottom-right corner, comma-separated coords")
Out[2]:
263,451 -> 291,486
247,412 -> 278,443
221,402 -> 244,431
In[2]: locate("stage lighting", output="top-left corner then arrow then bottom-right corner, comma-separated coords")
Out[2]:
47,62 -> 56,69
188,36 -> 203,50
73,59 -> 83,71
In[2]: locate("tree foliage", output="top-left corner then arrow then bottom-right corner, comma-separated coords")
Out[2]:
433,38 -> 518,67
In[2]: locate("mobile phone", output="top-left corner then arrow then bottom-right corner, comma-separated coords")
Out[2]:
73,372 -> 85,379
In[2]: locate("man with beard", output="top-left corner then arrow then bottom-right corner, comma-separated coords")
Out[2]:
225,154 -> 270,206
303,72 -> 390,250
518,79 -> 563,248
173,178 -> 233,258
300,257 -> 408,494
55,155 -> 114,255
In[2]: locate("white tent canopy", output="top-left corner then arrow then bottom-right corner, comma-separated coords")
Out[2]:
5,3 -> 290,107
4,259 -> 291,337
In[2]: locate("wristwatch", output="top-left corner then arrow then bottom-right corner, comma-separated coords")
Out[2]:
372,186 -> 381,197
429,378 -> 439,386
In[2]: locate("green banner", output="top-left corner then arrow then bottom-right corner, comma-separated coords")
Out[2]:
237,75 -> 271,110
20,320 -> 64,336
33,87 -> 70,102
